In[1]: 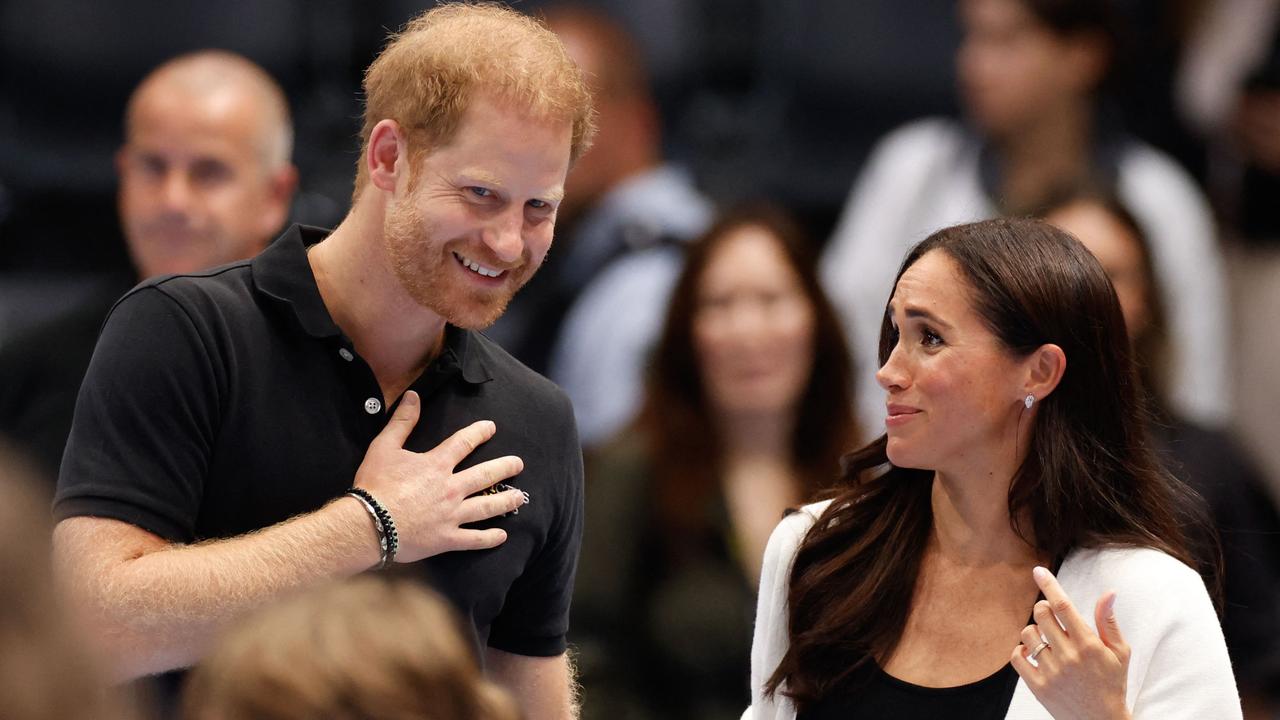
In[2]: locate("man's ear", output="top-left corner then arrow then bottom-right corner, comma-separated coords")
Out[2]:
1024,343 -> 1067,403
366,119 -> 408,194
258,163 -> 299,240
114,147 -> 128,181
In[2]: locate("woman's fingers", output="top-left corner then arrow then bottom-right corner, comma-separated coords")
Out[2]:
1093,591 -> 1131,664
1033,565 -> 1091,637
1020,623 -> 1055,670
1033,599 -> 1069,647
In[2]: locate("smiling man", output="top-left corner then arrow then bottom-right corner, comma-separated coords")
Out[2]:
52,6 -> 594,718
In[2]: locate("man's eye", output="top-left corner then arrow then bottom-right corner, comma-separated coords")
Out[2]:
468,187 -> 493,198
527,199 -> 549,210
191,160 -> 231,185
138,155 -> 166,177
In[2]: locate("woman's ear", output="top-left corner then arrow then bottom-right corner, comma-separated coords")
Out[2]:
1024,343 -> 1067,403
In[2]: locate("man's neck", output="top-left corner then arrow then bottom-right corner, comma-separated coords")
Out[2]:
309,204 -> 447,401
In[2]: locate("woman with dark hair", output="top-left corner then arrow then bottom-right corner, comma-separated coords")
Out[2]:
1044,192 -> 1280,718
822,0 -> 1228,437
746,218 -> 1239,718
572,205 -> 858,720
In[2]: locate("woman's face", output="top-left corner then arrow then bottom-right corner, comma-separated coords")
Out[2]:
1045,201 -> 1150,341
957,0 -> 1096,138
693,225 -> 817,418
876,250 -> 1027,472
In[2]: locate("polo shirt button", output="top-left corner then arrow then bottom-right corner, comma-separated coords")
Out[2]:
338,348 -> 354,362
364,398 -> 382,414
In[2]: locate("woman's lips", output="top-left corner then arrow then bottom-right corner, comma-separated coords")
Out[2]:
885,404 -> 921,427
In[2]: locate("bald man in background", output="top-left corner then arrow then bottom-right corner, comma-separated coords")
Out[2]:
0,51 -> 297,482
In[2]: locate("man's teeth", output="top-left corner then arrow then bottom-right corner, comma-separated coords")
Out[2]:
454,252 -> 502,278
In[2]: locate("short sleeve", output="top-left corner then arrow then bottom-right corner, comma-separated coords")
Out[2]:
486,390 -> 585,656
53,286 -> 222,543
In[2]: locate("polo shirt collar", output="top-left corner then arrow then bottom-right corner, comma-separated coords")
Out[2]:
253,224 -> 342,339
441,324 -> 493,385
253,224 -> 492,386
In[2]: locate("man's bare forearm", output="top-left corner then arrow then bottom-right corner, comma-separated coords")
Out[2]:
486,649 -> 578,720
55,496 -> 380,681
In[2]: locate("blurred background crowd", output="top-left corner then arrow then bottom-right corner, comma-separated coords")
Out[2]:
2,0 -> 1280,718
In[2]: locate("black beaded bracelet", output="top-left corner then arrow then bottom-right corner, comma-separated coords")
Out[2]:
347,487 -> 399,570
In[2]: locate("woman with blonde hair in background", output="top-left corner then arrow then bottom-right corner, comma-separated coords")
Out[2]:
183,576 -> 518,720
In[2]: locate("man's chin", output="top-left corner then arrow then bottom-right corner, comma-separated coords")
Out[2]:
425,296 -> 512,330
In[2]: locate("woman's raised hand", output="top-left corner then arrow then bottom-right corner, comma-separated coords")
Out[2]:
1011,566 -> 1132,720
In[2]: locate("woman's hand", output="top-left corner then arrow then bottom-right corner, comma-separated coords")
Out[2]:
1011,566 -> 1132,720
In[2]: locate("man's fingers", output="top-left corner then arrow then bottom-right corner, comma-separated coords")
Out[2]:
459,489 -> 527,525
1094,591 -> 1129,660
456,455 -> 525,495
450,528 -> 509,551
433,420 -> 498,466
375,390 -> 422,449
1032,565 -> 1089,636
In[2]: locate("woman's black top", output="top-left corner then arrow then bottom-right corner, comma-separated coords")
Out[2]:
797,659 -> 1020,720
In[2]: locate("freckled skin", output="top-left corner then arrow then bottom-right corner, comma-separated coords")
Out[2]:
382,93 -> 572,329
876,251 -> 1027,476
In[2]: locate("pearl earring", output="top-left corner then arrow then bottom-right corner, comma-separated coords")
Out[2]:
1024,394 -> 1035,409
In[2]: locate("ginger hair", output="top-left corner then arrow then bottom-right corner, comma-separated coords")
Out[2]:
352,2 -> 596,204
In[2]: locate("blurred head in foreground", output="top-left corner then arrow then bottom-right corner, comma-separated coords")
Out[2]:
0,446 -> 134,720
183,576 -> 519,720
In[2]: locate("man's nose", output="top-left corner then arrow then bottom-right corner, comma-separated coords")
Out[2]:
482,207 -> 524,265
160,171 -> 194,213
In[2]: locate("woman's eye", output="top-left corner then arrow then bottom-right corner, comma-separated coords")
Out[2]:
921,327 -> 944,347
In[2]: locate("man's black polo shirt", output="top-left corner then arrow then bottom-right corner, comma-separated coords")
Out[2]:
55,224 -> 585,657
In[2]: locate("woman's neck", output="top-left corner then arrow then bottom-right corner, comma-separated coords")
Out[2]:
994,101 -> 1093,213
716,408 -> 802,586
928,416 -> 1041,568
929,470 -> 1038,567
717,408 -> 795,462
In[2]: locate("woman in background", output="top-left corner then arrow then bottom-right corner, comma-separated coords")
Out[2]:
822,0 -> 1228,434
748,218 -> 1238,718
1044,191 -> 1280,718
573,205 -> 858,720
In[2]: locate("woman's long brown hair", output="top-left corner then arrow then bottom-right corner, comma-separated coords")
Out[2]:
766,218 -> 1217,707
637,203 -> 857,548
